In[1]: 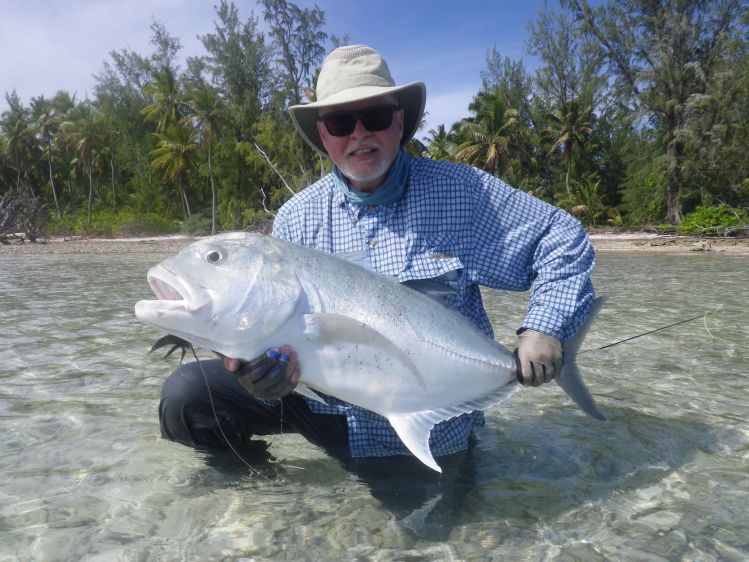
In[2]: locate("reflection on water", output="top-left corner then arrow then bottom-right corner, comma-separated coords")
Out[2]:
1,251 -> 747,560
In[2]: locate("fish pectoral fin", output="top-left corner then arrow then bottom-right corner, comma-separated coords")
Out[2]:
294,384 -> 327,404
302,314 -> 426,389
388,413 -> 442,473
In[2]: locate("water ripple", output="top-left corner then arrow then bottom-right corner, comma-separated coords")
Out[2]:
0,251 -> 747,560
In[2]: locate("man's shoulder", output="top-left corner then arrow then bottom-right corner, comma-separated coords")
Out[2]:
409,157 -> 496,186
277,174 -> 337,216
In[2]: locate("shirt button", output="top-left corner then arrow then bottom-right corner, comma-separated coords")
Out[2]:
368,238 -> 378,246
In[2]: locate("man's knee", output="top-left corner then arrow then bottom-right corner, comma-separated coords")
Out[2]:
160,360 -> 212,404
158,360 -> 248,449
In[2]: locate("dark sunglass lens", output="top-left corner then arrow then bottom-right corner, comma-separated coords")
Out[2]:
321,105 -> 399,136
360,106 -> 395,132
323,113 -> 357,136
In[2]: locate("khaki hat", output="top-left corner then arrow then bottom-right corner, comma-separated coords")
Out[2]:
289,45 -> 426,156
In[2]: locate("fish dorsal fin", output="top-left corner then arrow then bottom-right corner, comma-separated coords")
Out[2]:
401,278 -> 458,298
338,248 -> 459,301
388,381 -> 519,473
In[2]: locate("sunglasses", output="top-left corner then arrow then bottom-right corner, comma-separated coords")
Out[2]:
318,104 -> 401,137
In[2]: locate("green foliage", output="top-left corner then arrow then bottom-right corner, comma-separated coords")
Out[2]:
619,146 -> 667,226
678,205 -> 748,236
180,213 -> 213,236
2,0 -> 749,231
119,213 -> 180,236
47,208 -> 179,236
555,172 -> 619,227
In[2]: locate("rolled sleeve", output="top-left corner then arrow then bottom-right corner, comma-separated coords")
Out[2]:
469,171 -> 595,341
523,213 -> 595,340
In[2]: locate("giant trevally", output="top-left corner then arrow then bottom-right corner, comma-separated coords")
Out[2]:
135,232 -> 605,472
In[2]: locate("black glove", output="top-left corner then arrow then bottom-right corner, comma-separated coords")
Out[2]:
236,348 -> 297,399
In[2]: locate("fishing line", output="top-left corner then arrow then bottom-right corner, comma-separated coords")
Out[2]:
580,306 -> 723,354
182,346 -> 265,477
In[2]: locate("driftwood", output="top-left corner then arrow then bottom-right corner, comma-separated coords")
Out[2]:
0,191 -> 48,244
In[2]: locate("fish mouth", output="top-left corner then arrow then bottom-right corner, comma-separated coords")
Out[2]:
141,265 -> 210,314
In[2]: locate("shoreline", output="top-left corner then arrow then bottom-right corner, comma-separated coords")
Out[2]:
1,232 -> 748,255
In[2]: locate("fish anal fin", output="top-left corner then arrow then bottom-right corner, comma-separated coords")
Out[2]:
386,383 -> 520,474
294,384 -> 327,404
387,413 -> 442,473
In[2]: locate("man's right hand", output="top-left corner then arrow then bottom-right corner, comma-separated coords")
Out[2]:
514,330 -> 563,387
223,345 -> 300,400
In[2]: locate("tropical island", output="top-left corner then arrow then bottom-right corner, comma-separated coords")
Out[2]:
1,1 -> 747,248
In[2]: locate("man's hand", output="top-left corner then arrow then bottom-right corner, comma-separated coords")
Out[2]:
223,345 -> 300,399
514,330 -> 563,387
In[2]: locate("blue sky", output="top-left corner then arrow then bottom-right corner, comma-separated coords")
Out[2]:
0,0 -> 557,140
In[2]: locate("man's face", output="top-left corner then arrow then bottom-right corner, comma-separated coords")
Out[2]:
317,95 -> 404,193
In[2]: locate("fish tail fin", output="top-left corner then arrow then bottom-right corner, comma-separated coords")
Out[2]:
556,295 -> 607,421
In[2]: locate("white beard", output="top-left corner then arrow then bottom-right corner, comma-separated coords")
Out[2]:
338,154 -> 393,189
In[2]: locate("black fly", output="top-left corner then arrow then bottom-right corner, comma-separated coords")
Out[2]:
150,334 -> 194,362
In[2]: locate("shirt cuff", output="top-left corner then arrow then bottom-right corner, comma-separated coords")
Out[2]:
521,305 -> 571,341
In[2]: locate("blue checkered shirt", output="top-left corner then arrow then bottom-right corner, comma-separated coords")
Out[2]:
272,156 -> 595,459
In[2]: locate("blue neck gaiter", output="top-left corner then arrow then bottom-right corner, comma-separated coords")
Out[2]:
332,147 -> 410,207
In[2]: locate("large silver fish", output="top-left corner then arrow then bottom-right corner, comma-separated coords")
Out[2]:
135,232 -> 605,472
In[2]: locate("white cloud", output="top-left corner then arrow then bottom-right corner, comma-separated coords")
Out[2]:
0,0 -> 222,109
419,89 -> 476,140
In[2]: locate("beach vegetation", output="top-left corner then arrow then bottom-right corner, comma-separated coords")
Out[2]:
1,0 -> 748,238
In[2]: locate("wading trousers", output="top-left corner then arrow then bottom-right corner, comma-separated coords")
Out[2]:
158,359 -> 349,453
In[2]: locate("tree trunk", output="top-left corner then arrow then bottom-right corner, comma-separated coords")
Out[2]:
110,157 -> 116,210
178,175 -> 191,219
208,143 -> 217,235
665,137 -> 683,223
87,167 -> 94,227
47,145 -> 62,219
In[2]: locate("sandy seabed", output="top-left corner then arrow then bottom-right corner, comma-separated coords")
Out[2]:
1,232 -> 748,255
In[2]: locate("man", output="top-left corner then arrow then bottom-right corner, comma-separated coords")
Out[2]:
159,45 -> 595,465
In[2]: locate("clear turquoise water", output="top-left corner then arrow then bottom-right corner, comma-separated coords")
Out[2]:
1,250 -> 747,560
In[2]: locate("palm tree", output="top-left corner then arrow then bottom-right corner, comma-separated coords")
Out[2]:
62,104 -> 105,227
150,123 -> 198,219
93,115 -> 120,210
1,93 -> 36,195
141,67 -> 187,134
423,124 -> 456,161
543,99 -> 593,194
454,89 -> 525,178
183,84 -> 225,234
31,97 -> 63,219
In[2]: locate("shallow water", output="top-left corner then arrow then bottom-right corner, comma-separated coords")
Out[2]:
1,250 -> 747,561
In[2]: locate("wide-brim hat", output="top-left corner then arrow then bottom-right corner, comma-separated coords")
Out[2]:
289,45 -> 426,156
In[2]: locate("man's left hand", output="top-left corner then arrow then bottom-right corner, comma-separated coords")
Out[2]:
514,330 -> 563,387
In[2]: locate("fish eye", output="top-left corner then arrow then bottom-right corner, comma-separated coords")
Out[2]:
205,249 -> 223,264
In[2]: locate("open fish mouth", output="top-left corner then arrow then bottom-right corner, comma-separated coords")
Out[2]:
144,265 -> 209,313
